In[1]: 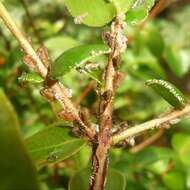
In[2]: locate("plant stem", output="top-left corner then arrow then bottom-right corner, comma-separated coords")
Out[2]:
89,15 -> 126,190
111,104 -> 190,145
0,2 -> 95,140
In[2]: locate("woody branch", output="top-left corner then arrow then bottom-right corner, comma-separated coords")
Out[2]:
89,13 -> 127,190
111,104 -> 190,145
0,2 -> 95,140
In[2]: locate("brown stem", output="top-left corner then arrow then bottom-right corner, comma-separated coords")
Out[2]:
20,0 -> 42,43
89,15 -> 126,190
0,2 -> 95,140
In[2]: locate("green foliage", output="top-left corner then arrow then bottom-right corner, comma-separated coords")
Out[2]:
51,44 -> 111,77
26,126 -> 86,165
0,89 -> 39,189
162,171 -> 186,190
64,0 -> 116,27
172,133 -> 190,166
0,1 -> 190,190
146,79 -> 187,109
126,0 -> 155,24
165,46 -> 190,78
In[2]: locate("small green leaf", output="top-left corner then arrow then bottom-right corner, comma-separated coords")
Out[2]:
69,168 -> 126,190
126,0 -> 155,24
111,0 -> 136,13
146,79 -> 187,109
64,0 -> 116,27
0,89 -> 39,189
26,126 -> 85,165
172,133 -> 190,166
51,44 -> 111,77
18,72 -> 44,84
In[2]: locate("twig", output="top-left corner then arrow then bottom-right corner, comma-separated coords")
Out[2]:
20,0 -> 42,43
111,104 -> 190,145
0,2 -> 95,140
89,14 -> 127,190
129,128 -> 165,153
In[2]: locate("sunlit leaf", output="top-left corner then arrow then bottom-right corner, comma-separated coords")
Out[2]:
126,0 -> 155,24
51,44 -> 111,77
0,89 -> 40,189
111,0 -> 136,13
146,79 -> 187,109
172,133 -> 190,166
26,126 -> 86,165
64,0 -> 116,27
162,171 -> 186,190
69,168 -> 126,190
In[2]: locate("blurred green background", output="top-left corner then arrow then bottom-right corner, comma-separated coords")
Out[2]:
0,0 -> 190,189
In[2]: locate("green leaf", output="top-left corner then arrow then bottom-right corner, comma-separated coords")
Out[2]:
18,72 -> 44,84
51,44 -> 111,77
45,35 -> 80,59
64,0 -> 116,27
0,89 -> 39,189
162,171 -> 186,190
126,0 -> 155,24
69,168 -> 126,190
111,0 -> 136,13
172,133 -> 190,166
146,79 -> 187,109
26,126 -> 85,165
165,46 -> 190,77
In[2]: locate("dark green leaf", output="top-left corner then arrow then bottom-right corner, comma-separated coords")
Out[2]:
146,79 -> 187,109
51,44 -> 111,77
0,89 -> 40,189
64,0 -> 116,27
26,126 -> 86,165
69,168 -> 126,190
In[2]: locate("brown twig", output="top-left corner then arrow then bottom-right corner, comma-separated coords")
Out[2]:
0,2 -> 95,140
111,104 -> 190,145
129,128 -> 165,153
20,0 -> 42,43
89,14 -> 127,190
